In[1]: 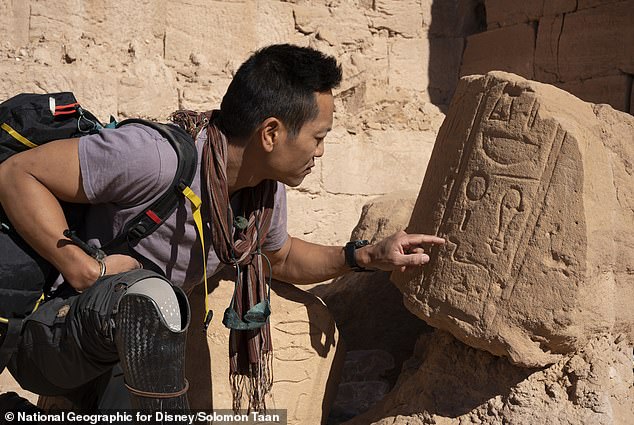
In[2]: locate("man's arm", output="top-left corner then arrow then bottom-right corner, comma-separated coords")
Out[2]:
0,138 -> 139,291
264,230 -> 445,285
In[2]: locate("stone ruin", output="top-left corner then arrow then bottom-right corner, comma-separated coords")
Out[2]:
330,71 -> 633,424
392,71 -> 634,368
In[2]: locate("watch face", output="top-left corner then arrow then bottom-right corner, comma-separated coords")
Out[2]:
354,240 -> 370,248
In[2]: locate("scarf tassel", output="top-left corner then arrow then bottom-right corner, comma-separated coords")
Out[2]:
230,349 -> 274,412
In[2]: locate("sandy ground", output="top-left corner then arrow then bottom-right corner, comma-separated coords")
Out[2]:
0,370 -> 38,404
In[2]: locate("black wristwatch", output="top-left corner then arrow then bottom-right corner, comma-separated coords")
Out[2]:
345,240 -> 370,272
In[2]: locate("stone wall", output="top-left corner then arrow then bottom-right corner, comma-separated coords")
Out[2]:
0,0 -> 482,246
461,0 -> 634,114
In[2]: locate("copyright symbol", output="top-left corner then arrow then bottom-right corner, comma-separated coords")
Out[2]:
4,411 -> 14,421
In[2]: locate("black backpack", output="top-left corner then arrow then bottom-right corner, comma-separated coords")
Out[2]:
0,92 -> 198,371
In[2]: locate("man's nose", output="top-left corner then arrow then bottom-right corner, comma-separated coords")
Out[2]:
315,143 -> 324,158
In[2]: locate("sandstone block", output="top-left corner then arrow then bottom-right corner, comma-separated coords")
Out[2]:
73,1 -> 166,59
118,59 -> 178,119
186,269 -> 343,425
359,37 -> 390,102
295,4 -> 370,46
350,191 -> 418,244
321,129 -> 435,196
461,23 -> 535,80
293,5 -> 330,35
330,5 -> 373,46
369,0 -> 423,38
543,0 -> 577,16
29,0 -> 84,42
534,14 -> 563,83
0,0 -> 29,47
536,1 -> 634,81
578,0 -> 624,9
388,38 -> 429,92
485,0 -> 543,28
178,79 -> 232,112
164,1 -> 255,66
254,2 -> 295,48
557,74 -> 633,113
286,190 -> 366,246
392,71 -> 634,367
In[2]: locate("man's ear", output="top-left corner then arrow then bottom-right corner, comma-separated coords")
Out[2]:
260,117 -> 284,153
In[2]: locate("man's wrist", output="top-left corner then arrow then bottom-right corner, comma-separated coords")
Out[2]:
61,247 -> 101,288
344,240 -> 371,272
354,245 -> 373,269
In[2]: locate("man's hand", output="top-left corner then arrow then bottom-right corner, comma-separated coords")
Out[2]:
355,230 -> 445,272
104,254 -> 143,276
68,253 -> 143,292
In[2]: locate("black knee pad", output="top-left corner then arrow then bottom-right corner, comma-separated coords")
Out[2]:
114,274 -> 190,411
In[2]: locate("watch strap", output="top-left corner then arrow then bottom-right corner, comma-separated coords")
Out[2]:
345,240 -> 370,272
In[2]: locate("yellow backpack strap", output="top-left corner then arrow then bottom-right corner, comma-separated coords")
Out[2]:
181,185 -> 213,330
0,292 -> 45,325
1,123 -> 37,149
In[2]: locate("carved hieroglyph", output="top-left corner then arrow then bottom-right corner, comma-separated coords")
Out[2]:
392,71 -> 634,367
185,268 -> 344,425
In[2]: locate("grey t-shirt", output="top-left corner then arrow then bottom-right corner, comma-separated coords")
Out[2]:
78,123 -> 288,291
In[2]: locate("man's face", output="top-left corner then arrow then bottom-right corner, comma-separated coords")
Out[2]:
269,91 -> 334,187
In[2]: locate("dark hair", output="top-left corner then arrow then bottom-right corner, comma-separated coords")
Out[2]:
219,44 -> 342,139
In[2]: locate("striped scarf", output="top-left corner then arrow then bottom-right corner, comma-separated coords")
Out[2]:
171,110 -> 276,412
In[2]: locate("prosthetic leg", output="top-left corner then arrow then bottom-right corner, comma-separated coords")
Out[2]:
114,276 -> 190,411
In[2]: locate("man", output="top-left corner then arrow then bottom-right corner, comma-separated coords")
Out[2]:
0,44 -> 444,411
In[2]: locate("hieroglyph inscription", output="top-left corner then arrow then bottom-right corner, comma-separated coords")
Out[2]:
422,82 -> 568,306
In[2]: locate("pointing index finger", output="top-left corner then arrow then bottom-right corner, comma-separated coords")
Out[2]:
403,233 -> 446,247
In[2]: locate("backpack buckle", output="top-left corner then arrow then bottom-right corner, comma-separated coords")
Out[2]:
129,224 -> 147,241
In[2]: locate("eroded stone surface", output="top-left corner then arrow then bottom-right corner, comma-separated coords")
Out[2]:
462,1 -> 634,115
345,331 -> 634,425
350,191 -> 418,243
461,23 -> 535,79
536,2 -> 634,82
556,74 -> 633,113
392,71 -> 634,367
485,0 -> 544,28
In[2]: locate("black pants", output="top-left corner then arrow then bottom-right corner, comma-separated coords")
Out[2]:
7,270 -> 160,406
